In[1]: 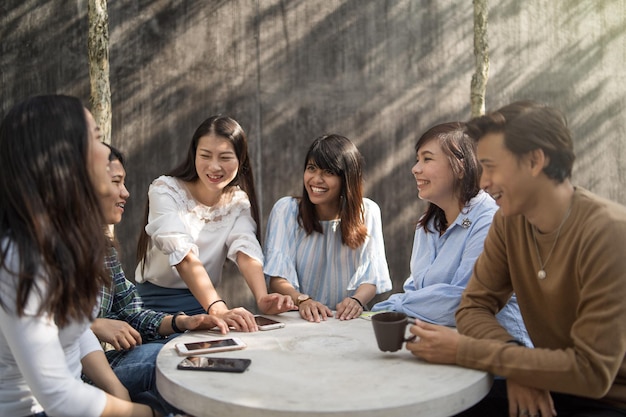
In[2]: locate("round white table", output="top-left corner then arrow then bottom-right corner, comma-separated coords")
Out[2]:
156,311 -> 492,417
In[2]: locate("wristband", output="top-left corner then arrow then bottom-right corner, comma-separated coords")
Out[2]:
171,311 -> 185,333
506,339 -> 525,347
207,299 -> 227,314
349,296 -> 365,309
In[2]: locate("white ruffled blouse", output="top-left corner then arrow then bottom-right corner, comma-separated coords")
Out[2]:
134,176 -> 263,289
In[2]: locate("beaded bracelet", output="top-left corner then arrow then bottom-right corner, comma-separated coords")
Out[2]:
207,299 -> 227,314
171,311 -> 185,333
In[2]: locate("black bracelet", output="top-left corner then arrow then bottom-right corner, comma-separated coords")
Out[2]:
506,339 -> 525,347
349,296 -> 365,309
207,299 -> 227,314
171,311 -> 185,333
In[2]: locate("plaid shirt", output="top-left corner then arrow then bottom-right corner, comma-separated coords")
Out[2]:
99,248 -> 167,366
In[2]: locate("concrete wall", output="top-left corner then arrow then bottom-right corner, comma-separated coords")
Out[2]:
2,0 -> 625,311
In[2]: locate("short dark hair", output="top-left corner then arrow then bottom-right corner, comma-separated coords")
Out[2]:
465,100 -> 575,182
415,122 -> 481,233
104,142 -> 125,166
298,134 -> 367,249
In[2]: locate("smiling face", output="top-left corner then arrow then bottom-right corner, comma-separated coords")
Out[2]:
101,159 -> 129,225
477,132 -> 536,217
303,160 -> 342,219
194,133 -> 239,202
411,138 -> 458,210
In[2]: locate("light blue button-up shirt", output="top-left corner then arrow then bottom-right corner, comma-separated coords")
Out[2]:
373,191 -> 530,346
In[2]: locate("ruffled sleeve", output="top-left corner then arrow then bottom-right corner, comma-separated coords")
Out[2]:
263,197 -> 300,288
145,176 -> 199,266
225,190 -> 264,265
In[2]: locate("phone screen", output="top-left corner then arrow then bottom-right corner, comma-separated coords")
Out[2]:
178,356 -> 251,373
184,339 -> 238,351
254,316 -> 281,326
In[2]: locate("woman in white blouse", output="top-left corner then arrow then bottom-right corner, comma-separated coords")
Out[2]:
264,134 -> 392,322
0,95 -> 158,417
135,115 -> 293,331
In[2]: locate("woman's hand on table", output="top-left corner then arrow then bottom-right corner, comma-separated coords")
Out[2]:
178,314 -> 229,334
299,300 -> 333,322
213,307 -> 259,332
335,297 -> 363,320
257,293 -> 295,315
406,319 -> 459,364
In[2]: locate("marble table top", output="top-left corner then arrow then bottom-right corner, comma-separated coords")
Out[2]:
156,311 -> 492,417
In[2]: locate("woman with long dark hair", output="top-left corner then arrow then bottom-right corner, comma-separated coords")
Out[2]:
264,134 -> 392,322
0,95 -> 158,417
135,115 -> 292,331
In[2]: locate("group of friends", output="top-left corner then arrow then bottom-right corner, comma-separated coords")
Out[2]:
0,95 -> 625,417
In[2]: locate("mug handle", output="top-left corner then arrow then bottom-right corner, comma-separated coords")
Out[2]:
402,317 -> 417,343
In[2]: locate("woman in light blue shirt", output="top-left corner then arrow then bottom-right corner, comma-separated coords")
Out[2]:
372,122 -> 529,345
264,134 -> 392,322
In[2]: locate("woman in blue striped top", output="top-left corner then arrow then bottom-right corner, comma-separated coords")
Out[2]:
264,134 -> 392,322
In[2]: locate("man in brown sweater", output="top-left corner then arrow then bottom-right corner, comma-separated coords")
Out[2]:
407,101 -> 626,417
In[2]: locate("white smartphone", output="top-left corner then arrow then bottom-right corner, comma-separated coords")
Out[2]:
175,337 -> 246,356
254,315 -> 285,331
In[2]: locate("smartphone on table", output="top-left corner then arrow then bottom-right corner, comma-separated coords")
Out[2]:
175,337 -> 246,355
254,315 -> 285,331
177,356 -> 251,373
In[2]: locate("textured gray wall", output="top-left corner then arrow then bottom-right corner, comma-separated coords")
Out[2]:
2,0 -> 625,311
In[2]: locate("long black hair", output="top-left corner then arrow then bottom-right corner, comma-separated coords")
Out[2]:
0,95 -> 110,326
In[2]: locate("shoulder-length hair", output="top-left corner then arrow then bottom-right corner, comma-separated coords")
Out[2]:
298,134 -> 367,249
416,122 -> 482,234
136,115 -> 260,268
0,95 -> 110,327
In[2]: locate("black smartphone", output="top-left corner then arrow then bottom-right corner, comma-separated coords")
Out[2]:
177,356 -> 251,373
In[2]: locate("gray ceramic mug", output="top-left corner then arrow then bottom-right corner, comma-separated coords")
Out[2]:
371,311 -> 416,352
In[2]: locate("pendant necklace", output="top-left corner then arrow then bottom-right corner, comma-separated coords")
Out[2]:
531,203 -> 573,280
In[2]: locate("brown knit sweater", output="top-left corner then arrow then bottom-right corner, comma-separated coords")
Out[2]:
455,187 -> 626,408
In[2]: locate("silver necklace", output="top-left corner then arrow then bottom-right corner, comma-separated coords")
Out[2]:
531,204 -> 572,280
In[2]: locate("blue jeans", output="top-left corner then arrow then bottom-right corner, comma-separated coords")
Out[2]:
136,281 -> 205,315
107,338 -> 182,415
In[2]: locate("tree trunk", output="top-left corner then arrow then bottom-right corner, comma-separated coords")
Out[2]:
87,0 -> 111,144
471,0 -> 489,118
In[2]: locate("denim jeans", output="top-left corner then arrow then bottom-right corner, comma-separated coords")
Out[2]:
108,339 -> 182,415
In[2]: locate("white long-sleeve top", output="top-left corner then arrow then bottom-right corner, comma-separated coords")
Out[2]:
0,240 -> 106,417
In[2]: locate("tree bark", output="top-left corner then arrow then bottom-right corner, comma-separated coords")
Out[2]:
471,0 -> 489,118
87,0 -> 111,144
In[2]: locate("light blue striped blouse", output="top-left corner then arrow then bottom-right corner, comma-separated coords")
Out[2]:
263,196 -> 392,308
372,191 -> 531,346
